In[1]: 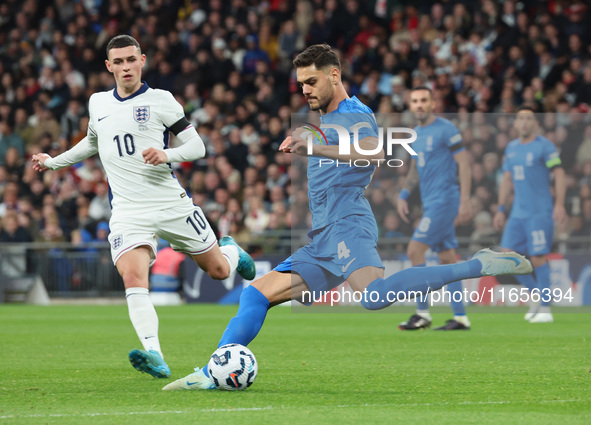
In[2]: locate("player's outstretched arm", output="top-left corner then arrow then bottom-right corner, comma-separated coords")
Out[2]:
32,136 -> 98,172
493,171 -> 513,230
144,124 -> 206,166
285,131 -> 384,161
552,167 -> 567,226
279,136 -> 293,153
454,150 -> 472,224
312,136 -> 384,161
396,159 -> 418,223
32,153 -> 51,172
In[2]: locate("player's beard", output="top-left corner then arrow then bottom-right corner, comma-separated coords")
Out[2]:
519,127 -> 534,139
308,86 -> 333,113
414,110 -> 432,125
309,97 -> 330,112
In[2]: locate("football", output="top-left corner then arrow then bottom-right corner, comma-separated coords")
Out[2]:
207,344 -> 258,390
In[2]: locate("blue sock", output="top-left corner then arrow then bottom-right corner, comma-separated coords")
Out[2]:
202,285 -> 270,377
413,263 -> 429,311
447,280 -> 466,316
514,273 -> 536,292
535,263 -> 552,306
361,259 -> 483,310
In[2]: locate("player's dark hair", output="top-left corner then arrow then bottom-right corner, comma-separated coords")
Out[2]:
516,105 -> 536,114
106,35 -> 141,58
411,86 -> 433,97
293,44 -> 341,72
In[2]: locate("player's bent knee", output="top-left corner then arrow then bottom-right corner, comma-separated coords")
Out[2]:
208,263 -> 230,280
252,273 -> 291,306
119,268 -> 145,287
251,279 -> 275,303
407,249 -> 423,264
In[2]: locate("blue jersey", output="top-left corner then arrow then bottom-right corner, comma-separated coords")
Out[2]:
502,135 -> 561,219
413,116 -> 464,207
307,96 -> 378,231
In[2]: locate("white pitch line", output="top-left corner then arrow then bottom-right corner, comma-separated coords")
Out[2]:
0,399 -> 583,420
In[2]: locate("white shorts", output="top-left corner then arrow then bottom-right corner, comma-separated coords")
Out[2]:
107,201 -> 218,266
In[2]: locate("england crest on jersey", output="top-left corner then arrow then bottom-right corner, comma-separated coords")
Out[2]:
133,106 -> 150,123
111,234 -> 123,250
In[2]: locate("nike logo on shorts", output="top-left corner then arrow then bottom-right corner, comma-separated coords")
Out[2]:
98,115 -> 110,121
341,257 -> 357,273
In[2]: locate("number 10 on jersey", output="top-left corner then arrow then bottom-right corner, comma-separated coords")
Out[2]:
113,134 -> 136,157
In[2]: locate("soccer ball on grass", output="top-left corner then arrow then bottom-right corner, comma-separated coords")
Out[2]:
208,343 -> 258,390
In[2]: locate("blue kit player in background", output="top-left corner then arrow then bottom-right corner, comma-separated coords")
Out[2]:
493,106 -> 567,323
163,44 -> 532,391
396,87 -> 473,331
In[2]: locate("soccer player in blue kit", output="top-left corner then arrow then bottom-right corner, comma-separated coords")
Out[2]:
493,107 -> 567,323
164,44 -> 532,390
396,87 -> 473,331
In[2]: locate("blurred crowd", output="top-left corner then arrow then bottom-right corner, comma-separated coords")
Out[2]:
1,0 -> 591,255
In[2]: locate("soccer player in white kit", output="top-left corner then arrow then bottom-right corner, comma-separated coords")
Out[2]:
32,35 -> 256,379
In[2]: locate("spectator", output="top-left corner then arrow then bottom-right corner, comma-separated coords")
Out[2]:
60,99 -> 84,142
244,196 -> 269,235
242,35 -> 270,77
382,211 -> 405,238
31,108 -> 61,144
0,212 -> 33,242
13,108 -> 35,148
0,181 -> 19,218
95,220 -> 110,242
88,181 -> 111,222
0,115 -> 25,166
468,211 -> 495,252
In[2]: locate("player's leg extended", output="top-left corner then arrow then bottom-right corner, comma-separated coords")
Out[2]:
529,255 -> 553,323
118,246 -> 170,378
498,246 -> 538,318
526,216 -> 554,323
163,271 -> 310,390
188,237 -> 255,281
162,203 -> 255,281
434,249 -> 470,330
190,243 -> 234,280
217,271 -> 309,346
399,240 -> 431,330
500,218 -> 537,295
356,249 -> 532,310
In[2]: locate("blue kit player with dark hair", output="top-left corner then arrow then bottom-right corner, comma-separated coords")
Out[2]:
493,107 -> 567,323
164,44 -> 532,390
396,86 -> 473,331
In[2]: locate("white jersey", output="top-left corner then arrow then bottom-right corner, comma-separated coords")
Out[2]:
86,83 -> 190,213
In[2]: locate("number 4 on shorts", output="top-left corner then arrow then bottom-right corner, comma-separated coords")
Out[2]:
338,241 -> 350,259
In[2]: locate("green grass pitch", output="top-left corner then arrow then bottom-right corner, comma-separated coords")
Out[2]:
1,304 -> 590,425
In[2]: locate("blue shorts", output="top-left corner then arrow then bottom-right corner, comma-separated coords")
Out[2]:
501,215 -> 554,256
274,214 -> 384,301
410,202 -> 458,253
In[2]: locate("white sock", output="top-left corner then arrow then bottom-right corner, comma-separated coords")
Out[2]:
454,315 -> 471,327
220,244 -> 239,272
416,309 -> 432,321
125,287 -> 163,357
